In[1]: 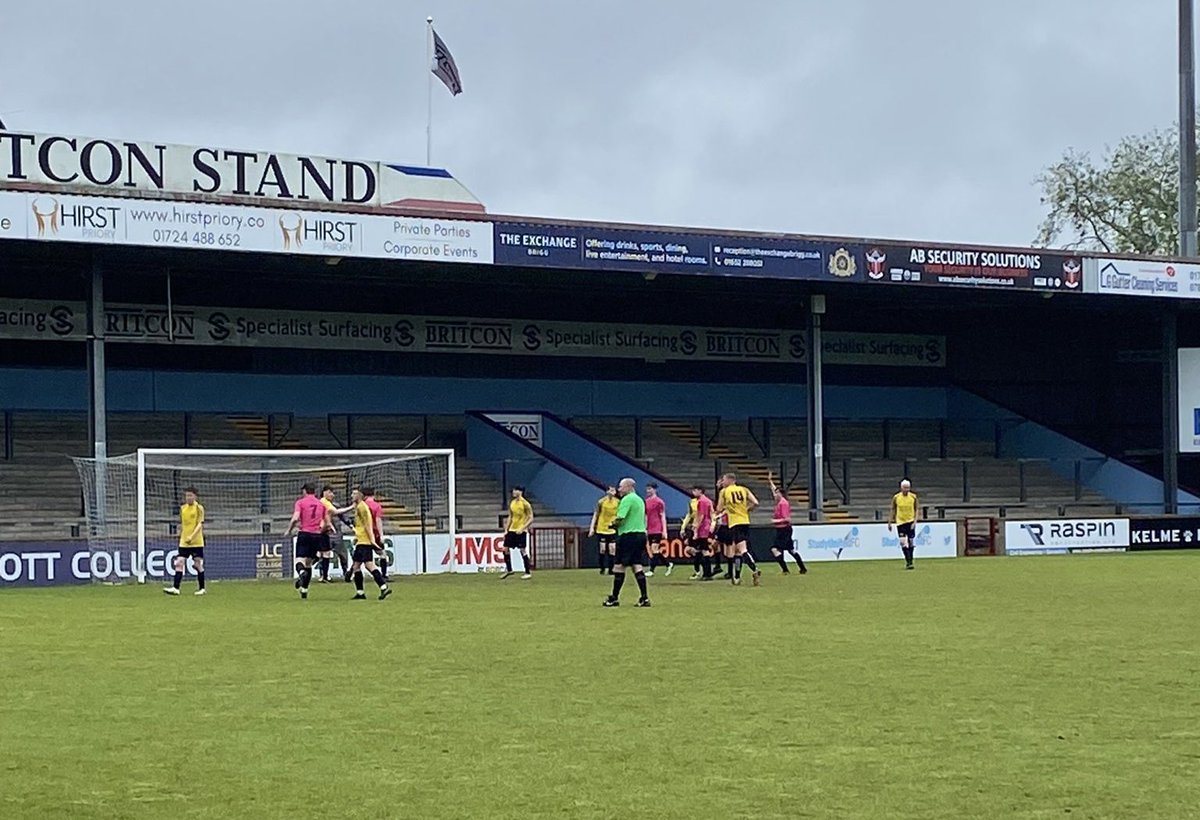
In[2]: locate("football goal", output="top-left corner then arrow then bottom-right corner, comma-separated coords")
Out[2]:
72,449 -> 456,583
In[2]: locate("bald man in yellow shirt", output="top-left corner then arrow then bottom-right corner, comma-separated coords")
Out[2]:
888,479 -> 919,570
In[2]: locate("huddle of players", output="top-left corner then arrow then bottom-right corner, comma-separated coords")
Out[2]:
587,472 -> 810,588
165,483 -> 393,600
680,472 -> 809,582
284,483 -> 392,600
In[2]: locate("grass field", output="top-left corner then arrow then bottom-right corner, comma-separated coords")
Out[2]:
1,554 -> 1198,819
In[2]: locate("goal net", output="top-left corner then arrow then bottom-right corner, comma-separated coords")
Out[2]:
71,449 -> 456,584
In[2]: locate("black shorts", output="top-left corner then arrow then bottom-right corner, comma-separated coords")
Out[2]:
177,546 -> 204,560
646,533 -> 664,551
504,531 -> 528,551
730,524 -> 751,545
715,526 -> 732,546
896,522 -> 916,539
615,533 -> 648,567
773,527 -> 794,550
352,544 -> 377,564
319,533 -> 333,553
597,533 -> 616,548
690,535 -> 712,553
296,532 -> 323,560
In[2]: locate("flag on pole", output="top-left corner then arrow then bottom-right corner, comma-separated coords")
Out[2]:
431,29 -> 463,96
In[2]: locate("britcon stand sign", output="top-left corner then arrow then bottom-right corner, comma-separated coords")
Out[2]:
0,128 -> 484,213
1004,518 -> 1130,555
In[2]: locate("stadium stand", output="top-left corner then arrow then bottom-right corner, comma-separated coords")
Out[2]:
567,416 -> 1114,521
0,411 -> 563,540
0,409 -> 1120,543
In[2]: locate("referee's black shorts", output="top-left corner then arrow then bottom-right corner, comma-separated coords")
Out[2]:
615,532 -> 648,567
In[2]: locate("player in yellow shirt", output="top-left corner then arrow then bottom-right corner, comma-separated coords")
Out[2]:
589,485 -> 620,575
319,485 -> 355,583
165,487 -> 206,596
347,488 -> 391,600
502,486 -> 535,579
888,479 -> 920,570
717,473 -> 761,586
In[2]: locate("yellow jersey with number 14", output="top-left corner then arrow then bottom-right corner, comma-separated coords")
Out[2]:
719,485 -> 751,527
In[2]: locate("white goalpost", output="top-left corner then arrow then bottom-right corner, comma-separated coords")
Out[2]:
73,448 -> 457,584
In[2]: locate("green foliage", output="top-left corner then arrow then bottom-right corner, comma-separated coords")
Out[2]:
1036,127 -> 1193,254
1,557 -> 1198,819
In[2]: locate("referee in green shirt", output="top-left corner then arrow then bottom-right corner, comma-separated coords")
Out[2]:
603,477 -> 652,608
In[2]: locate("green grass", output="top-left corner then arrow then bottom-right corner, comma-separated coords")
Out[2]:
1,555 -> 1198,819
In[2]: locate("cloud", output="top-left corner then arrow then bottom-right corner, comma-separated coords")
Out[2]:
0,0 -> 1182,246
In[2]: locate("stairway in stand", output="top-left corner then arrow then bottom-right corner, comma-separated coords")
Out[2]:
652,419 -> 854,522
221,416 -> 425,533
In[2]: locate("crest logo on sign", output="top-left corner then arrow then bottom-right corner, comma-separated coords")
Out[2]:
1062,258 -> 1081,289
866,247 -> 886,279
828,248 -> 856,278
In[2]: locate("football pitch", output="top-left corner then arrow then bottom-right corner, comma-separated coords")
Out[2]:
1,555 -> 1197,819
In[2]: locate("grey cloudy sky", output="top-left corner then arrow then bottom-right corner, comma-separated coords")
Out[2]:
0,1 -> 1183,246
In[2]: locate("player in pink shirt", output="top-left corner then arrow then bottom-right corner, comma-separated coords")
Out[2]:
284,482 -> 332,599
643,482 -> 673,577
684,485 -> 718,580
768,473 -> 807,575
362,486 -> 388,581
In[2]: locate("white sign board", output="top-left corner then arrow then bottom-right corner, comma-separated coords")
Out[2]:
485,414 -> 544,448
1180,348 -> 1200,453
0,190 -> 490,264
1004,519 -> 1129,555
0,129 -> 484,212
1092,258 -> 1200,299
793,522 -> 957,562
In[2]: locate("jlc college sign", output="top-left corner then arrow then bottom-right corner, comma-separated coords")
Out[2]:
0,298 -> 946,367
0,129 -> 484,213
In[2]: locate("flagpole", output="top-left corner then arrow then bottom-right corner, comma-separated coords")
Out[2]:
426,15 -> 434,167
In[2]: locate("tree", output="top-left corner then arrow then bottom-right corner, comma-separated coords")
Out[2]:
1035,126 -> 1197,255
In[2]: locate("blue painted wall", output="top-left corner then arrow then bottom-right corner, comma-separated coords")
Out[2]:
947,390 -> 1200,512
465,415 -> 604,525
537,414 -> 691,520
0,366 -> 947,418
